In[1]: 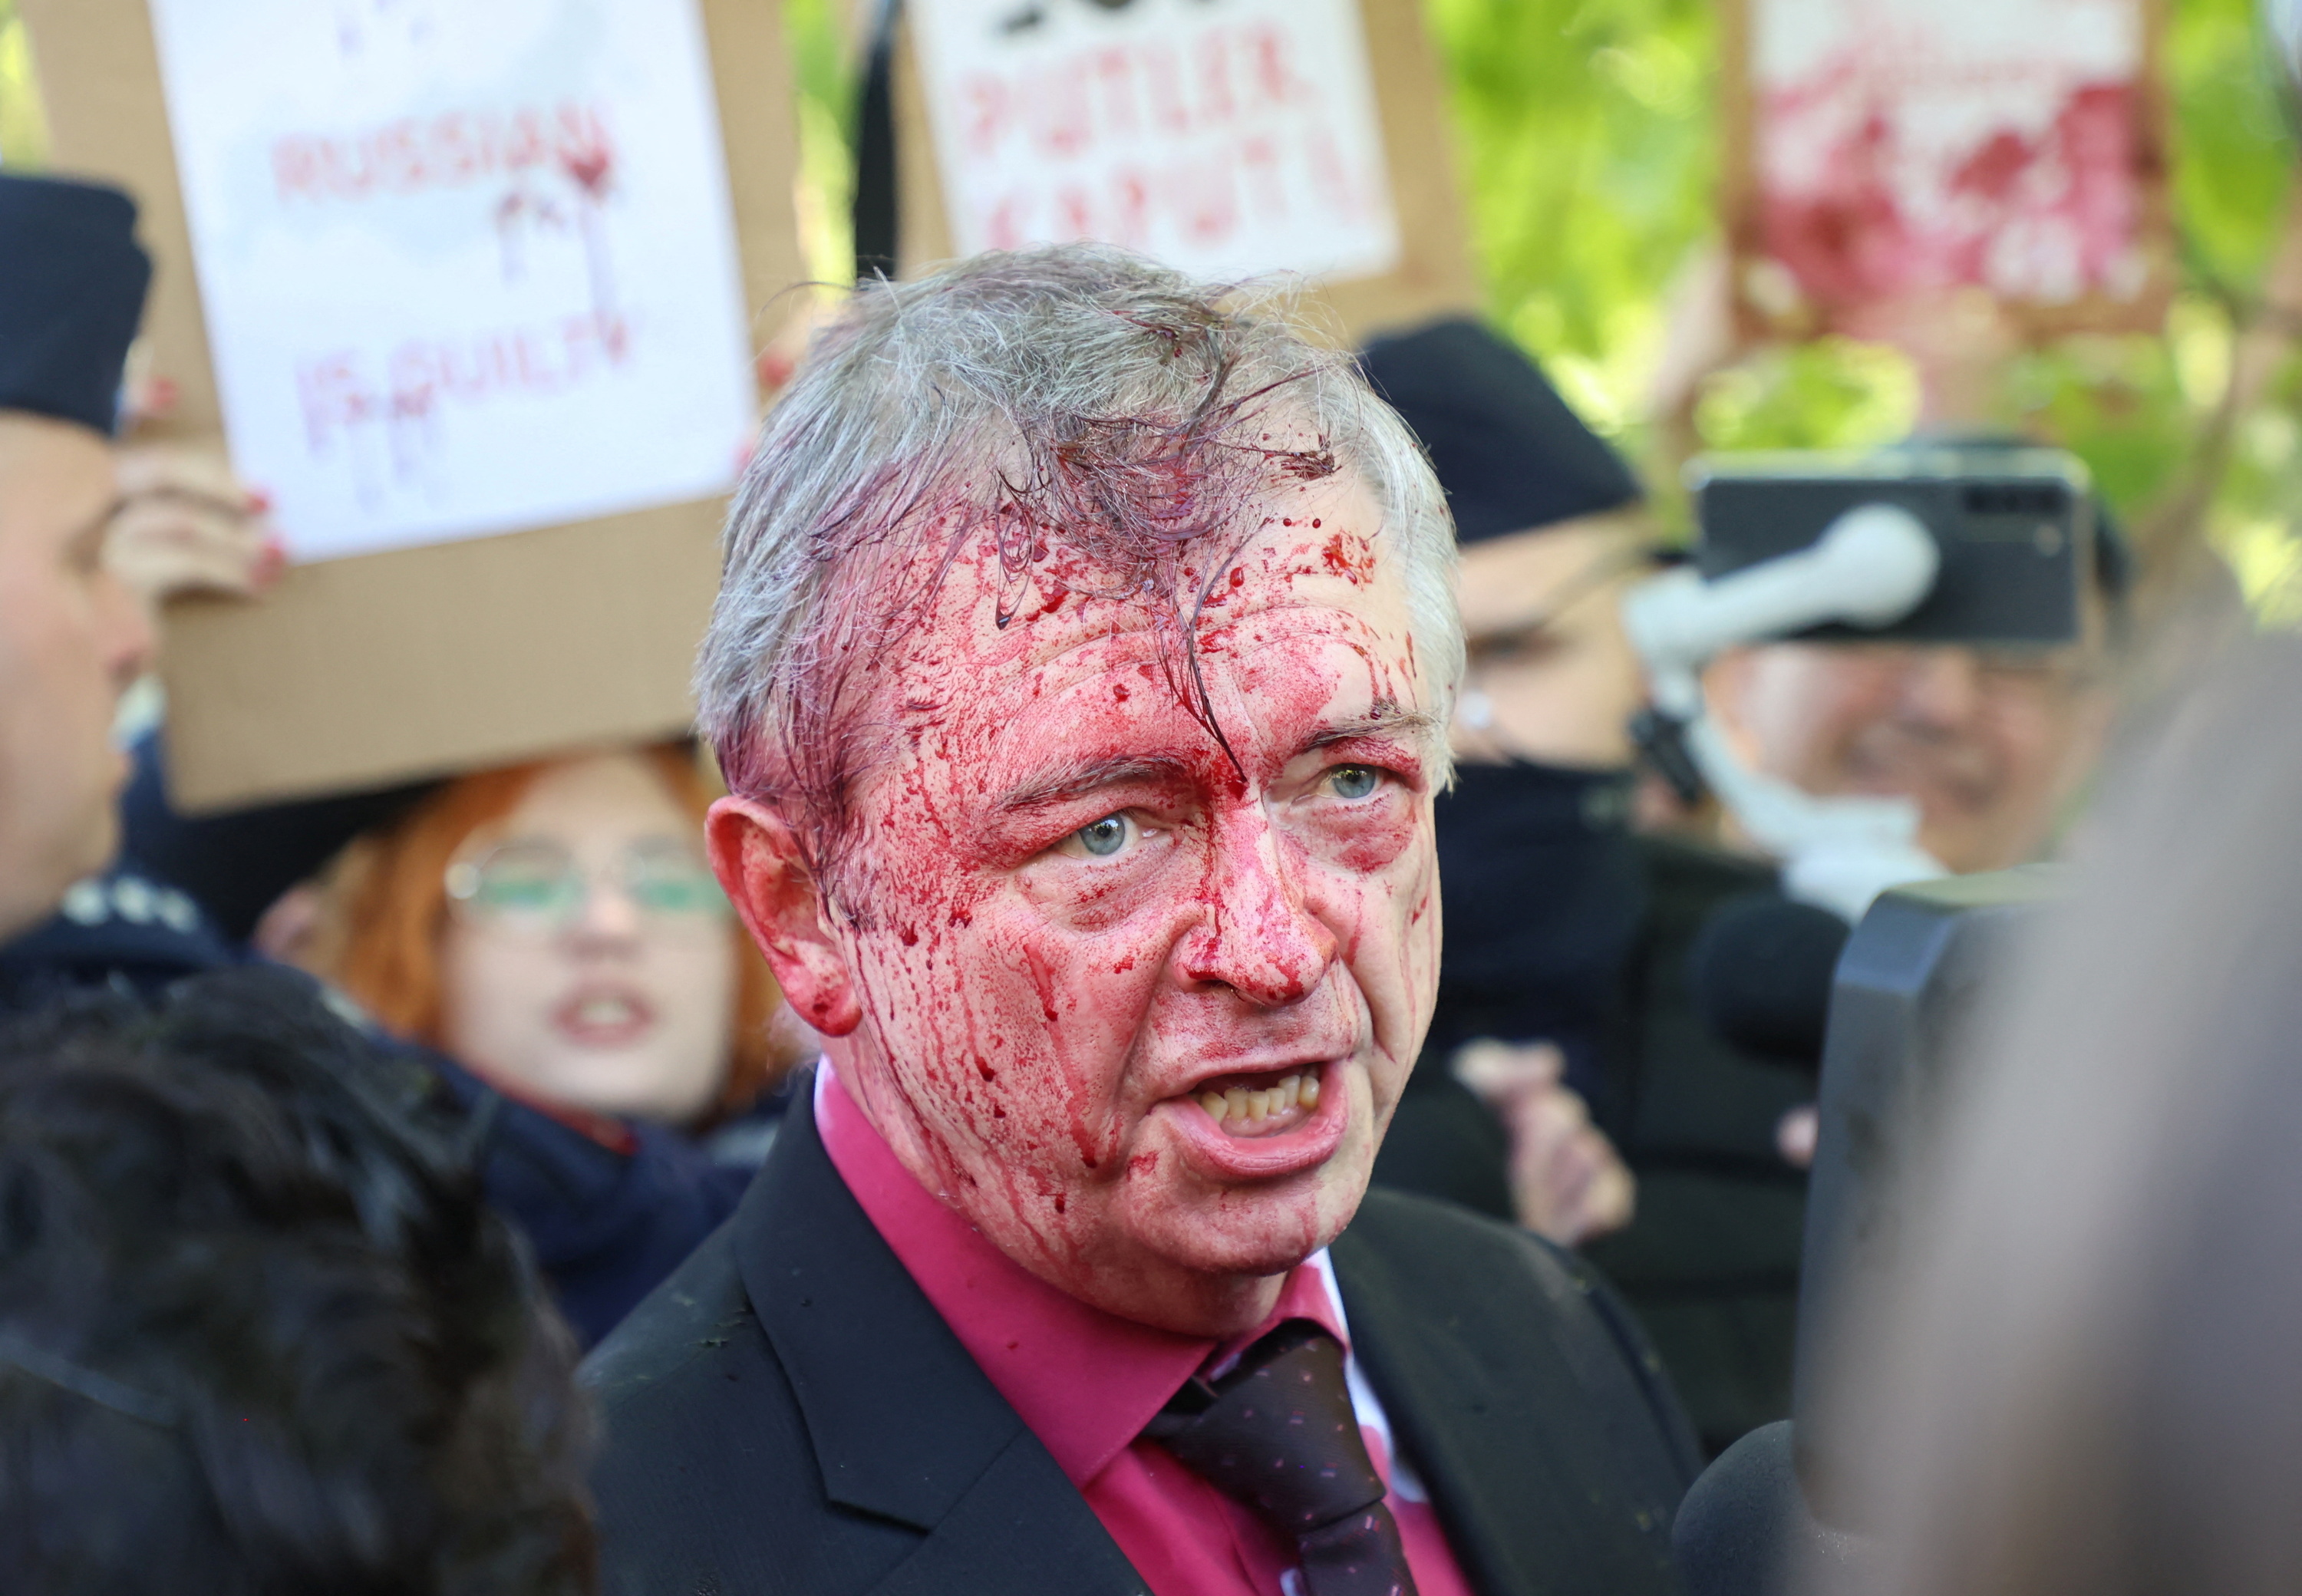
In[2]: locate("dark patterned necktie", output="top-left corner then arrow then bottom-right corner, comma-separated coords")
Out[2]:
1145,1319 -> 1421,1596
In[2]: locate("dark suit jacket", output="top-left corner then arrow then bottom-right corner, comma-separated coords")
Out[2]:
584,1090 -> 1700,1596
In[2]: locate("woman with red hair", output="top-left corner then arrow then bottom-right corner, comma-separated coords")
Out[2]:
298,742 -> 793,1142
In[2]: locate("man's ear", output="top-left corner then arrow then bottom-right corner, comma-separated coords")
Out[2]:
707,796 -> 863,1037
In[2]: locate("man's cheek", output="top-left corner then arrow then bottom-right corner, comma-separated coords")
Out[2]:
1334,847 -> 1440,1040
1012,852 -> 1186,935
962,921 -> 1166,1130
1319,803 -> 1420,875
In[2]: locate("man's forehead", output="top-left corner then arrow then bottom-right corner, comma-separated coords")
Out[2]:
826,481 -> 1424,793
921,586 -> 1428,804
886,473 -> 1406,663
892,562 -> 1414,720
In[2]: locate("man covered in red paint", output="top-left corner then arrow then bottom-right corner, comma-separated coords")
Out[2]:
586,246 -> 1698,1596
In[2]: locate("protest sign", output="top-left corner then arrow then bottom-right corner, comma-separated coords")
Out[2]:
24,0 -> 805,808
1722,0 -> 2172,338
890,0 -> 1477,343
146,0 -> 757,564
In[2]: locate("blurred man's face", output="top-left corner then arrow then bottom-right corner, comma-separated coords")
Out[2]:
716,471 -> 1443,1337
0,414 -> 153,939
1451,512 -> 1649,770
1704,632 -> 2113,874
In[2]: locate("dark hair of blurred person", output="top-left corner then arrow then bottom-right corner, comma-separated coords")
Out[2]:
0,174 -> 157,939
0,965 -> 595,1595
291,744 -> 787,1133
1813,635 -> 2302,1596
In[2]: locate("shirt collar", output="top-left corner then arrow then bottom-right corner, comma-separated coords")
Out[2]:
814,1061 -> 1347,1487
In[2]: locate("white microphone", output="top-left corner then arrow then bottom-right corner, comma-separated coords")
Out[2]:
1622,505 -> 1939,717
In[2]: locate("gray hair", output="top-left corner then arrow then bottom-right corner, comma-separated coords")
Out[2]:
696,244 -> 1463,846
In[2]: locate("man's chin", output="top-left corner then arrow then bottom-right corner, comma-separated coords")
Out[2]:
1130,1159 -> 1370,1283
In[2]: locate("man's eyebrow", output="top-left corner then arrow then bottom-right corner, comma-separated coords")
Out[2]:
1304,709 -> 1443,752
998,754 -> 1196,811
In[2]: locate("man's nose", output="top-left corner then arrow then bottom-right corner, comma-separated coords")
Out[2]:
1895,646 -> 1987,728
1174,813 -> 1337,1008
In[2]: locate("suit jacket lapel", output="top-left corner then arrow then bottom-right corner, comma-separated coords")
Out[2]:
734,1091 -> 1149,1596
1331,1195 -> 1684,1596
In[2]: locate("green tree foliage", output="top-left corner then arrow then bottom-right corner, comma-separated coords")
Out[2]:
1425,0 -> 1716,444
0,0 -> 48,170
1426,0 -> 2302,611
787,0 -> 859,286
11,0 -> 2294,602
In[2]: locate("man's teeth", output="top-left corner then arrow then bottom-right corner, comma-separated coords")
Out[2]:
1198,1072 -> 1319,1127
576,996 -> 635,1026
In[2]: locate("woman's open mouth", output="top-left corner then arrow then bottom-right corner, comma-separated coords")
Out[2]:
552,984 -> 658,1047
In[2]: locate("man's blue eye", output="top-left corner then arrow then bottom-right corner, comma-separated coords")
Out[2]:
1076,815 -> 1129,857
1329,765 -> 1381,800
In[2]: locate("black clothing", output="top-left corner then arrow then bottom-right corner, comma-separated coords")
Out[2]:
1372,1064 -> 1519,1222
1356,319 -> 1641,542
584,1090 -> 1700,1596
1580,839 -> 1812,1457
1377,834 -> 1814,1459
0,865 -> 242,1004
118,731 -> 439,942
0,173 -> 150,434
1374,759 -> 1645,1220
1426,761 -> 1645,1106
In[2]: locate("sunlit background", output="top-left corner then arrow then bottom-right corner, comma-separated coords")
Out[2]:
6,0 -> 2297,617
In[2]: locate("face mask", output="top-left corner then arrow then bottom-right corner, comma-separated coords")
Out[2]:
1428,760 -> 1647,1087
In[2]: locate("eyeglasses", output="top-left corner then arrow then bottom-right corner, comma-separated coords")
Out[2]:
1816,641 -> 2109,702
444,836 -> 730,937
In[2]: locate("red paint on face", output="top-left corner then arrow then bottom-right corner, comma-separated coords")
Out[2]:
793,471 -> 1441,1336
1320,530 -> 1376,585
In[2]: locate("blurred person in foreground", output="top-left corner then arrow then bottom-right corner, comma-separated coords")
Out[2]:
0,174 -> 746,1347
587,246 -> 1700,1596
282,744 -> 800,1152
1360,318 -> 1815,1457
1802,635 -> 2302,1596
0,966 -> 595,1595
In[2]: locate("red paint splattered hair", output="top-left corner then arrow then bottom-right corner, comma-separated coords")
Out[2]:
694,245 -> 1462,895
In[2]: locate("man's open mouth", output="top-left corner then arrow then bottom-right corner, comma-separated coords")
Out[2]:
1194,1064 -> 1324,1138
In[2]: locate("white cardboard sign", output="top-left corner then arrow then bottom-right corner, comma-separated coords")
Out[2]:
1750,0 -> 2153,313
147,0 -> 757,563
910,0 -> 1402,285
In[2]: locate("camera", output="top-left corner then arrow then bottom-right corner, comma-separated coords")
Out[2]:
1688,445 -> 2094,648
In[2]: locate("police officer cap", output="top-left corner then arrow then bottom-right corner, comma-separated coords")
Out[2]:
0,173 -> 152,435
1358,317 -> 1641,544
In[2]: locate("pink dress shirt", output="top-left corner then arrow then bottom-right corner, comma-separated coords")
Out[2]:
816,1066 -> 1476,1596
